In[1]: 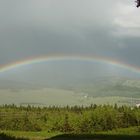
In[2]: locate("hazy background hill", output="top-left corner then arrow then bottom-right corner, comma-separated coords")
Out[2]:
0,76 -> 140,106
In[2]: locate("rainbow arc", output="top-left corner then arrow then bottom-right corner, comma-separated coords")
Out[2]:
0,54 -> 140,73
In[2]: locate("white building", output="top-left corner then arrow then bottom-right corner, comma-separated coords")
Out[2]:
136,103 -> 140,108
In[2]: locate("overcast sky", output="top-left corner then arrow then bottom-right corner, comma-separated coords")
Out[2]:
0,0 -> 140,84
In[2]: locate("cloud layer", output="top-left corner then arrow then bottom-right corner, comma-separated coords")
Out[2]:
0,0 -> 140,83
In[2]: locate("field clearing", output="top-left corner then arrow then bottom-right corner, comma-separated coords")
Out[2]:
0,88 -> 139,106
0,131 -> 61,140
1,127 -> 140,140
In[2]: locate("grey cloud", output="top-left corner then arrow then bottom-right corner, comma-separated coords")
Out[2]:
0,0 -> 139,74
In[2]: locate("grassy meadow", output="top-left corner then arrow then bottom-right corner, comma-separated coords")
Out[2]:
0,88 -> 139,107
1,127 -> 140,140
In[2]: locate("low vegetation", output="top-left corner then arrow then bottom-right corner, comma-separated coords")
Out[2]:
0,105 -> 140,139
0,104 -> 140,132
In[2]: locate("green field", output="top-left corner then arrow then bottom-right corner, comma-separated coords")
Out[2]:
1,127 -> 140,140
1,77 -> 140,107
0,131 -> 61,140
0,88 -> 139,107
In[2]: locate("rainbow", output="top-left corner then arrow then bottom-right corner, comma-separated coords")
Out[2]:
0,54 -> 140,74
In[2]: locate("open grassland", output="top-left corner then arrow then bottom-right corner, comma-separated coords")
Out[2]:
0,131 -> 61,140
0,88 -> 139,106
1,127 -> 140,140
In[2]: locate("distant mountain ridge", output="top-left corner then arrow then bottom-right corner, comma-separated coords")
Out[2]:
0,76 -> 140,98
58,76 -> 140,98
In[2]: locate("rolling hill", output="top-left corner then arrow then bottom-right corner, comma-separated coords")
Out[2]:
0,76 -> 140,106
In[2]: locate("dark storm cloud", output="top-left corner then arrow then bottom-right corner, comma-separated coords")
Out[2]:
0,0 -> 139,68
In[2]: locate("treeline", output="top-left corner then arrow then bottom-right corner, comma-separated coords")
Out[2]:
0,104 -> 140,133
